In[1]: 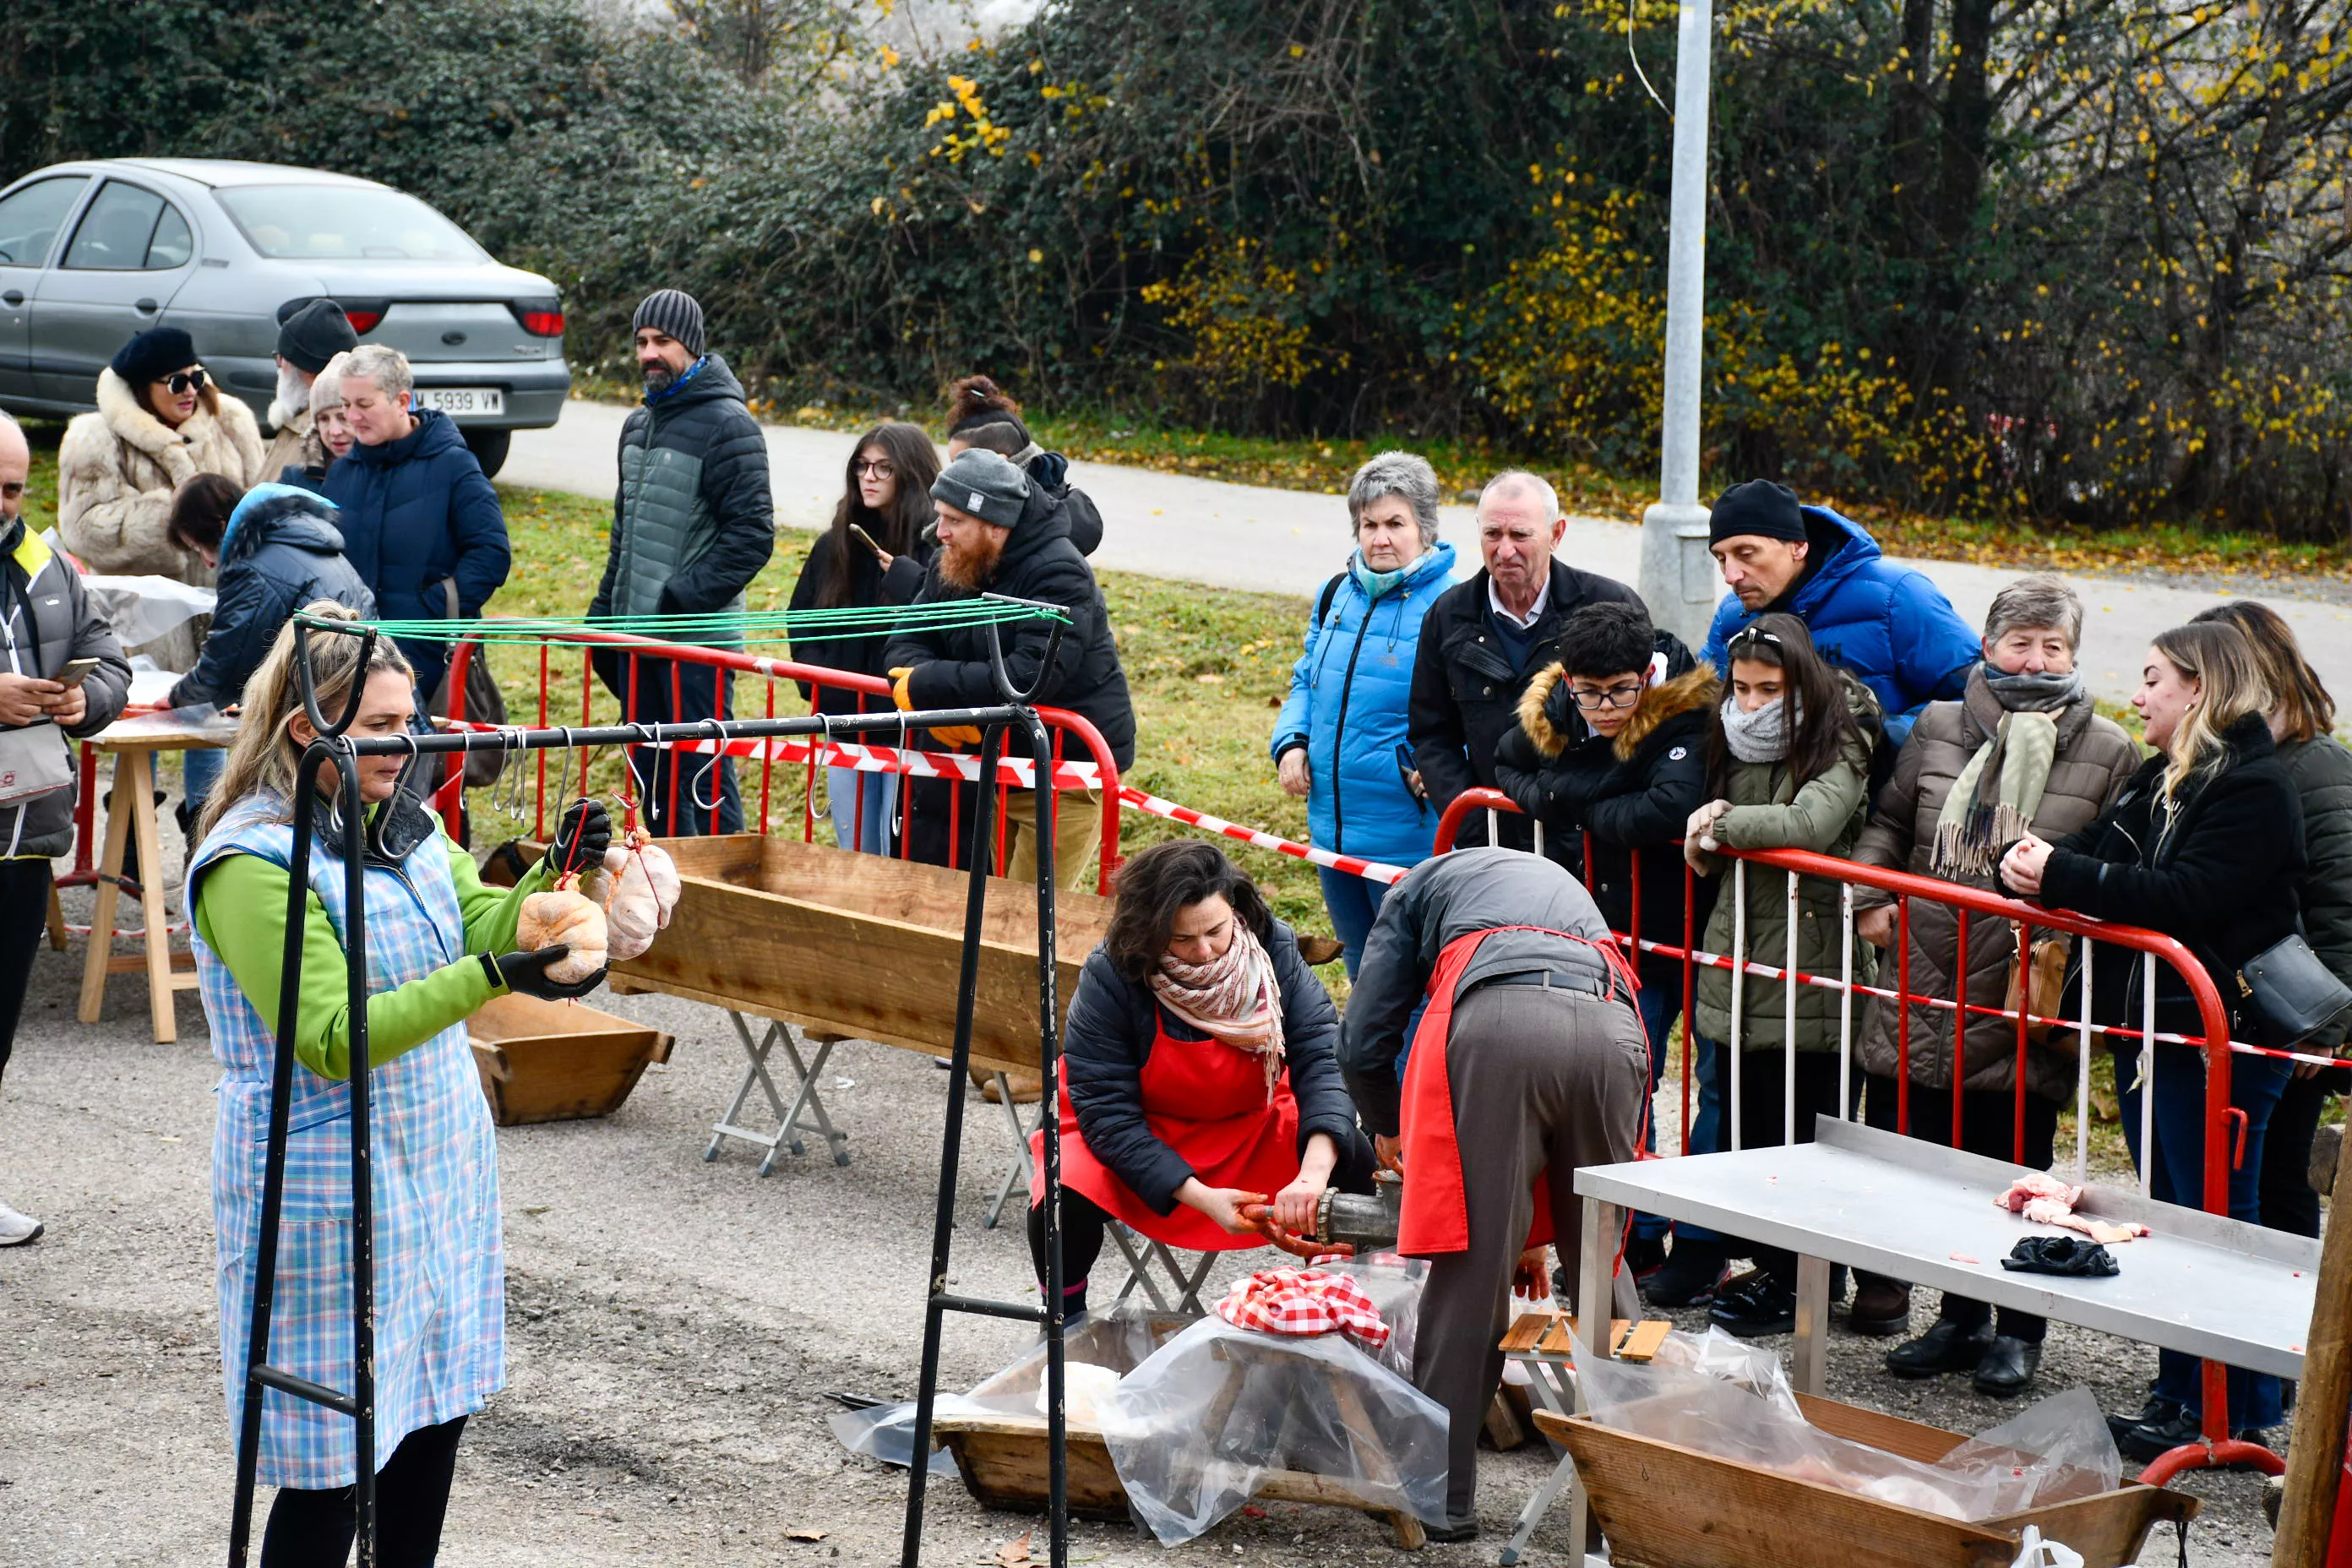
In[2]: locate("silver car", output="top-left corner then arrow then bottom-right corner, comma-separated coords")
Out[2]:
0,157 -> 569,476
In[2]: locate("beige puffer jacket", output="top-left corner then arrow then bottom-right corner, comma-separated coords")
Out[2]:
1848,669 -> 2142,1098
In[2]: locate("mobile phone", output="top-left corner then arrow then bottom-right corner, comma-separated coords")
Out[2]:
54,657 -> 102,689
847,523 -> 890,564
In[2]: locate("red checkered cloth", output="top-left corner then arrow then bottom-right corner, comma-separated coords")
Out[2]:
1212,1267 -> 1391,1350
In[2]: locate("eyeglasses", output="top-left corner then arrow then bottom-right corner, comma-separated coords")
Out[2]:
162,368 -> 208,395
1571,683 -> 1645,710
855,460 -> 895,479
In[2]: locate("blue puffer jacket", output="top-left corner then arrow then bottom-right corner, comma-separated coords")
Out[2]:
1700,504 -> 1976,748
1271,542 -> 1457,864
166,485 -> 376,711
324,406 -> 509,698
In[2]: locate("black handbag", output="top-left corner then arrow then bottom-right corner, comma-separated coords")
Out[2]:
2236,932 -> 2352,1048
429,580 -> 507,788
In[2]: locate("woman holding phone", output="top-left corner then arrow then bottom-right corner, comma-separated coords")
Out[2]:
786,422 -> 939,855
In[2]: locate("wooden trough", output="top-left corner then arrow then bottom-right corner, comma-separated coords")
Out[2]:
1533,1395 -> 2197,1568
466,993 -> 672,1126
608,834 -> 1114,1071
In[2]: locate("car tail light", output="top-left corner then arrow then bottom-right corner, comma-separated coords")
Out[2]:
513,303 -> 564,337
340,304 -> 385,335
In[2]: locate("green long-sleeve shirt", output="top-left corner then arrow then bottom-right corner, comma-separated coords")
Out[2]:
194,836 -> 553,1081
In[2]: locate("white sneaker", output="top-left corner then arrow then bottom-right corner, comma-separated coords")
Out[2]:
0,1201 -> 43,1245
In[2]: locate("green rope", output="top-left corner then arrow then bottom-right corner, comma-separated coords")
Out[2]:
294,601 -> 1069,646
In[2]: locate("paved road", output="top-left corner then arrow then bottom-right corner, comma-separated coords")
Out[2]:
509,400 -> 2352,710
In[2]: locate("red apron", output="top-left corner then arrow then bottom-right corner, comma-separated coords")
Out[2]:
1395,925 -> 1636,1258
1029,1010 -> 1306,1252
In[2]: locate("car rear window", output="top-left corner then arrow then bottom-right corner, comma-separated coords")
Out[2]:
215,185 -> 486,263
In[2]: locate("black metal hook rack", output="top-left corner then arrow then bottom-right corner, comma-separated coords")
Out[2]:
228,608 -> 1075,1568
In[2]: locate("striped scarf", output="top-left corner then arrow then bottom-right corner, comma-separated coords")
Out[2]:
1150,923 -> 1287,1096
1933,708 -> 2061,878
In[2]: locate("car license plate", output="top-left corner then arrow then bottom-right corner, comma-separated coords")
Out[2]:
415,386 -> 504,417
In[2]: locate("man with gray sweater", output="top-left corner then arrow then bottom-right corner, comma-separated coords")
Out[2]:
1340,847 -> 1647,1538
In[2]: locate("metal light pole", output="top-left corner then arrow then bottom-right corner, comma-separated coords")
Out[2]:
1637,0 -> 1723,648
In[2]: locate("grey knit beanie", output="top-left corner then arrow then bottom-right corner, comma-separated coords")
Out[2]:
931,449 -> 1030,531
631,288 -> 705,357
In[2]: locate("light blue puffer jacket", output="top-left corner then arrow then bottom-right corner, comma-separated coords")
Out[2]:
1271,542 -> 1458,864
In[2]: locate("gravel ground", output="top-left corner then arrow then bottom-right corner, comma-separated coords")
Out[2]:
0,869 -> 2289,1568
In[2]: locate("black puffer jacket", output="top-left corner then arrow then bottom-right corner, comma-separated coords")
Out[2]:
1061,919 -> 1356,1212
2030,711 -> 2306,1040
785,530 -> 933,715
883,487 -> 1135,770
2277,733 -> 2352,1048
1493,634 -> 1718,988
1407,558 -> 1642,849
167,485 -> 375,712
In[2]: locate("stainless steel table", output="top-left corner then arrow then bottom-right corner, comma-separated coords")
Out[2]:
1517,1116 -> 2321,1564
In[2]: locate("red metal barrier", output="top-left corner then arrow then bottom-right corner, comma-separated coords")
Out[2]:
1434,786 -> 2293,1483
434,624 -> 1123,894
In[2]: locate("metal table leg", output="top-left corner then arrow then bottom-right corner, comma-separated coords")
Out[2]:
1793,1252 -> 1832,1396
983,1073 -> 1042,1229
702,1013 -> 852,1173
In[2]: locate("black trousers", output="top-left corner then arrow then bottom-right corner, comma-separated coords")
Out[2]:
1719,1048 -> 1856,1286
1025,1126 -> 1381,1298
615,654 -> 743,837
2260,1064 -> 2346,1239
0,858 -> 52,1086
1862,1071 -> 2061,1342
260,1415 -> 466,1568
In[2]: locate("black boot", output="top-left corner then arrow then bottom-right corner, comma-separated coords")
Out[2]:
1971,1335 -> 2042,1396
1709,1272 -> 1797,1337
1885,1317 -> 1993,1379
1643,1237 -> 1730,1309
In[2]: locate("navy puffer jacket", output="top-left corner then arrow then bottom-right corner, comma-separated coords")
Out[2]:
324,406 -> 509,697
167,484 -> 375,712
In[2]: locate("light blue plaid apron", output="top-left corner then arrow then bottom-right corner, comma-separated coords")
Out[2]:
193,792 -> 504,1489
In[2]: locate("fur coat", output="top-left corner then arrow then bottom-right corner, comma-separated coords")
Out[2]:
59,368 -> 267,580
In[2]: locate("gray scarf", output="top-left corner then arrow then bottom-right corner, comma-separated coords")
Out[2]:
1980,662 -> 2083,714
1721,694 -> 1799,764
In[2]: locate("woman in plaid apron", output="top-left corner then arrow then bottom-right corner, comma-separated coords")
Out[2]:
188,607 -> 607,1566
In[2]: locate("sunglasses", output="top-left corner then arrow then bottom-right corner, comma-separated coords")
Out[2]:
855,460 -> 895,479
161,368 -> 209,395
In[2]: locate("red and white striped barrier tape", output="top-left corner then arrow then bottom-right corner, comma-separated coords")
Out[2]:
1114,785 -> 1411,886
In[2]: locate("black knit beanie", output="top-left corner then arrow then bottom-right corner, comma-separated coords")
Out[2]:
275,298 -> 360,375
111,326 -> 199,386
1708,479 -> 1807,547
632,289 -> 705,358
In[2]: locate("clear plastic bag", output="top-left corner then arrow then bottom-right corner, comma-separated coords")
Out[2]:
1571,1329 -> 2119,1522
1097,1313 -> 1449,1544
828,1307 -> 1190,1473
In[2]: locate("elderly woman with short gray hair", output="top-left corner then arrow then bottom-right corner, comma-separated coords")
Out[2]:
1271,451 -> 1458,973
1843,574 -> 2141,1396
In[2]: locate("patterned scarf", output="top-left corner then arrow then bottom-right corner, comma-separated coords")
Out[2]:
1933,705 -> 2061,878
1150,922 -> 1287,1096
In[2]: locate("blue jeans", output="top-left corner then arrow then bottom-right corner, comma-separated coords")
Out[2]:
827,765 -> 898,856
182,746 -> 224,819
1317,865 -> 1392,978
1631,983 -> 1681,1241
2119,1043 -> 2291,1430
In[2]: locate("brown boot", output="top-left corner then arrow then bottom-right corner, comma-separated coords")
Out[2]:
1848,1277 -> 1914,1337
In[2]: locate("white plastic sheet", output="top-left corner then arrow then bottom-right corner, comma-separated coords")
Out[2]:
74,569 -> 216,650
1572,1328 -> 2121,1522
1097,1312 -> 1448,1544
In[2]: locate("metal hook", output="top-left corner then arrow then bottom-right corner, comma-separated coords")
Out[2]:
686,718 -> 727,814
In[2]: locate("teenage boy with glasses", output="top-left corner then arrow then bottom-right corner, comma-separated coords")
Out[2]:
1494,600 -> 1719,1282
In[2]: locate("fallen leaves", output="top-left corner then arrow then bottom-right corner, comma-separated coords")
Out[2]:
785,1526 -> 829,1542
991,1529 -> 1035,1565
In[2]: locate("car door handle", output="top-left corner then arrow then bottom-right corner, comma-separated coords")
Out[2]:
134,297 -> 160,314
0,291 -> 21,307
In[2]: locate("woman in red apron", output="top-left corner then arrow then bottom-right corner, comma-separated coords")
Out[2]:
1027,840 -> 1379,1315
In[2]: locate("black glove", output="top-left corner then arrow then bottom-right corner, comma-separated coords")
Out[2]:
547,798 -> 612,878
1999,1236 -> 2119,1277
483,946 -> 607,1001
